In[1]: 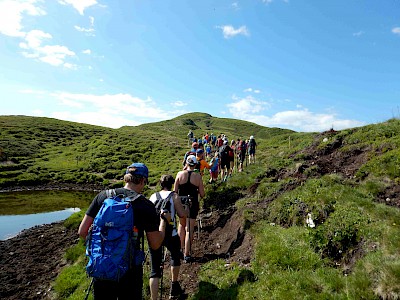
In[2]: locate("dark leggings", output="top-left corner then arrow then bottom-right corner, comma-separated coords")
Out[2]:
150,235 -> 182,278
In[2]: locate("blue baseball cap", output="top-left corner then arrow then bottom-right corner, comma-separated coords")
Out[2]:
126,163 -> 149,178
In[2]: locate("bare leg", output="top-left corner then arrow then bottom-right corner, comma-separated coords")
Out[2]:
149,277 -> 159,300
184,218 -> 196,257
171,266 -> 180,282
178,218 -> 186,250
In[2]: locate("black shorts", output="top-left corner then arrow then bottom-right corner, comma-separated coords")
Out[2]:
220,159 -> 230,170
150,234 -> 182,278
239,152 -> 246,163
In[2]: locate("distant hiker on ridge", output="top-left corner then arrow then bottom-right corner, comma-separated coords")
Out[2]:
248,135 -> 257,164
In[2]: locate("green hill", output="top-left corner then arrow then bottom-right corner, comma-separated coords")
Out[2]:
1,114 -> 400,299
0,113 -> 291,189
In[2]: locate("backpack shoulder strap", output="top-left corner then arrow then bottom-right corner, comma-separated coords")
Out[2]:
105,189 -> 116,198
155,192 -> 162,202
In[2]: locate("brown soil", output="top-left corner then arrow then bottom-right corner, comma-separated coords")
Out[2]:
0,223 -> 78,300
0,201 -> 253,300
1,130 -> 399,299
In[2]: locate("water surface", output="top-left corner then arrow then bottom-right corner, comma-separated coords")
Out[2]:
0,208 -> 81,240
0,190 -> 95,240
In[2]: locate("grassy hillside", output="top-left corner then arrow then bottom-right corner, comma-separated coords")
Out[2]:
0,113 -> 291,190
2,114 -> 400,299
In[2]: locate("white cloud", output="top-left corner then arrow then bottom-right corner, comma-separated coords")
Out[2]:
48,92 -> 172,128
0,0 -> 45,37
227,96 -> 364,132
63,62 -> 78,69
74,16 -> 95,36
227,95 -> 270,116
232,2 -> 239,10
53,110 -> 141,128
353,31 -> 364,37
172,101 -> 187,107
38,44 -> 76,66
24,29 -> 52,48
392,27 -> 400,35
216,25 -> 249,39
58,0 -> 97,15
82,49 -> 91,55
74,25 -> 95,34
244,88 -> 261,94
19,30 -> 76,67
0,1 -> 77,68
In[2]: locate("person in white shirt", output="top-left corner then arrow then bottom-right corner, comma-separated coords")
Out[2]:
149,174 -> 187,300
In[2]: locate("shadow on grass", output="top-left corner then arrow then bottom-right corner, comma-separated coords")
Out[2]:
192,269 -> 256,300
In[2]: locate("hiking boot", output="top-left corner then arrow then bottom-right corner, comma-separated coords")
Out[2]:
169,281 -> 183,299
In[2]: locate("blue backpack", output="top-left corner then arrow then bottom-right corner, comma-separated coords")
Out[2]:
85,189 -> 145,281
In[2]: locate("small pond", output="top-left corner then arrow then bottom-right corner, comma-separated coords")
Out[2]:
0,190 -> 96,240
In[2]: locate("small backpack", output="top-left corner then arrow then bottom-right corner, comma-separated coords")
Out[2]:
154,191 -> 173,214
154,192 -> 176,234
239,140 -> 246,152
228,148 -> 234,158
219,145 -> 230,160
183,150 -> 196,166
85,189 -> 145,281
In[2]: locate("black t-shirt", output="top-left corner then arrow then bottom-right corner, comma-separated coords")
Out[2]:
86,188 -> 160,236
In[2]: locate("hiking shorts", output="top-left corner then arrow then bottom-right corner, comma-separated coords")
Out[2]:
239,152 -> 246,163
220,159 -> 229,170
149,235 -> 182,278
249,148 -> 255,155
210,169 -> 218,179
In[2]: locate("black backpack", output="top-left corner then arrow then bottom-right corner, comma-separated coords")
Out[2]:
154,192 -> 174,214
219,145 -> 230,160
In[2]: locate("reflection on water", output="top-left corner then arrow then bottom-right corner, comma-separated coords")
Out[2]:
0,207 -> 81,240
0,190 -> 95,240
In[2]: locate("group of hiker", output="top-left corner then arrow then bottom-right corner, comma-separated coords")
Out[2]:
77,133 -> 256,299
185,132 -> 258,182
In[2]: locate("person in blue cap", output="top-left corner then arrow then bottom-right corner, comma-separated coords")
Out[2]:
78,162 -> 171,300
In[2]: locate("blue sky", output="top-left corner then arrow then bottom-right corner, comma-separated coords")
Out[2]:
1,0 -> 399,132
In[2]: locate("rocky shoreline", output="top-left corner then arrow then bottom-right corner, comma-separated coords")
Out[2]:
0,182 -> 104,193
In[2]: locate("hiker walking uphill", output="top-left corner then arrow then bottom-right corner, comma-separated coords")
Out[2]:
78,163 -> 171,300
187,130 -> 193,145
195,149 -> 211,177
219,140 -> 232,182
248,135 -> 257,164
182,142 -> 198,168
237,138 -> 247,172
208,151 -> 219,184
174,155 -> 205,263
149,175 -> 187,300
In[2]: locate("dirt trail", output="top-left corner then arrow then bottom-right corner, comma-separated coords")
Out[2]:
2,132 -> 400,299
0,199 -> 253,300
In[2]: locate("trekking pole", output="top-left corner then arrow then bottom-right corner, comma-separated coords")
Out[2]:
84,278 -> 94,300
188,198 -> 191,258
159,246 -> 166,300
